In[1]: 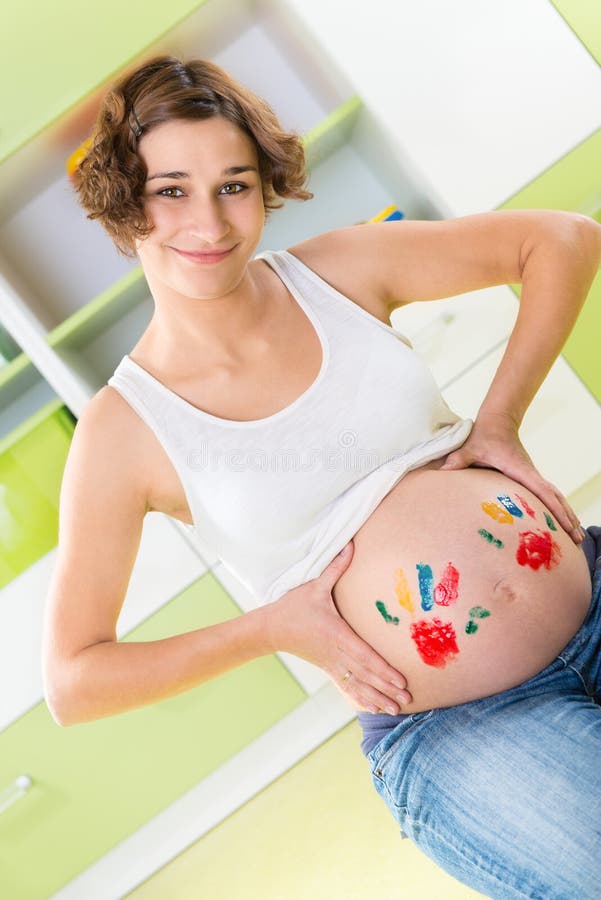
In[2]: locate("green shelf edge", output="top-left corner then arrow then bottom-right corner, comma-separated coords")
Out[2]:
303,95 -> 362,168
0,0 -> 212,166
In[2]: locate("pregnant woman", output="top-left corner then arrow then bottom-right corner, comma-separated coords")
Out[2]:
42,56 -> 601,898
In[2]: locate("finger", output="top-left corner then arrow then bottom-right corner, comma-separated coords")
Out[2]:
472,450 -> 580,540
440,449 -> 474,470
337,629 -> 408,692
339,669 -> 412,710
548,485 -> 578,527
336,642 -> 413,711
337,655 -> 409,698
546,486 -> 583,543
512,472 -> 582,542
355,680 -> 411,714
349,663 -> 413,706
320,541 -> 354,586
513,470 -> 574,531
335,675 -> 407,715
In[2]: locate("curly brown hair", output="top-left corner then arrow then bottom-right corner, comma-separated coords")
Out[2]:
75,55 -> 313,256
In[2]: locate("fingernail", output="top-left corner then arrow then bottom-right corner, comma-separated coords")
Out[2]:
386,705 -> 397,715
397,694 -> 407,706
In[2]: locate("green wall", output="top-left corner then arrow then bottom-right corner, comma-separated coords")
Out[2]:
550,0 -> 601,65
1,0 -> 207,161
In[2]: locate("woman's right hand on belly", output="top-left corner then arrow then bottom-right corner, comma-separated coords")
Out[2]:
265,541 -> 412,714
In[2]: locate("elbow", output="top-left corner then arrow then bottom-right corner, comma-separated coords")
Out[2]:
575,214 -> 601,266
540,212 -> 601,269
557,211 -> 601,262
43,643 -> 114,726
42,663 -> 81,728
44,685 -> 73,728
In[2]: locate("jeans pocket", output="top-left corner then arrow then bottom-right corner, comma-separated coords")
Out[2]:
369,766 -> 410,836
370,709 -> 436,782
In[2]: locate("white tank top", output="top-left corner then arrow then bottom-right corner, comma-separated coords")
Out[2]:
107,249 -> 472,604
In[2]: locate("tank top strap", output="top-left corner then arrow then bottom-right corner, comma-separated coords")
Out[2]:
254,248 -> 413,349
106,358 -> 192,456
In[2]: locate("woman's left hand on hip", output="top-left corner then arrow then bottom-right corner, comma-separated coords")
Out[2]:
440,414 -> 584,544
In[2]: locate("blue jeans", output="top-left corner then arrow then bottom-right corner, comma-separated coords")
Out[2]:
361,529 -> 601,899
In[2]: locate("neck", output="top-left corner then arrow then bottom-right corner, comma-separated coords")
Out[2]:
139,260 -> 269,371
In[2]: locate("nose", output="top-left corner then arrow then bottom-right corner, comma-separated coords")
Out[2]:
185,195 -> 230,245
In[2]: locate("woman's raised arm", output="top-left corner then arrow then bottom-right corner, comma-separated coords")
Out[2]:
439,212 -> 601,539
291,209 -> 601,539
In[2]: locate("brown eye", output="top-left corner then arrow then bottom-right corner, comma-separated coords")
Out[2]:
219,183 -> 246,195
157,186 -> 184,198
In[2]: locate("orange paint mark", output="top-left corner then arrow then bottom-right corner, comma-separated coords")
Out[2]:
481,500 -> 513,524
394,567 -> 415,614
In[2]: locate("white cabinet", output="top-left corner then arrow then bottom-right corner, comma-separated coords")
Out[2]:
283,0 -> 601,215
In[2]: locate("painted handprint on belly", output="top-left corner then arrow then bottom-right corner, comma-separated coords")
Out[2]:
374,558 -> 489,668
479,492 -> 561,571
372,492 -> 560,668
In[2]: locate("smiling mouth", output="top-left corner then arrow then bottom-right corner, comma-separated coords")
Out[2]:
172,245 -> 236,263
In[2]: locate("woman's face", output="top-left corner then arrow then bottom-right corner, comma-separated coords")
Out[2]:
135,116 -> 265,301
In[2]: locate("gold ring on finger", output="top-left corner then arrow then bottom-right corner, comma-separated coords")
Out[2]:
342,670 -> 352,684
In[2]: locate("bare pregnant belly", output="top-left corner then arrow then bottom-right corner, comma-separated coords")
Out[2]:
331,464 -> 592,714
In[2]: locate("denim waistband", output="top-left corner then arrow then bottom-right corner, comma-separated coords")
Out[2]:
357,524 -> 601,756
582,525 -> 601,571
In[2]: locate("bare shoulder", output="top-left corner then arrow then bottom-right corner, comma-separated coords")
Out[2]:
81,385 -> 152,474
87,383 -> 144,435
86,386 -> 188,521
286,225 -> 395,323
69,385 -> 153,511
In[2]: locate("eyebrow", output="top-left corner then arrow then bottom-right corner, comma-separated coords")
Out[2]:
146,165 -> 258,182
